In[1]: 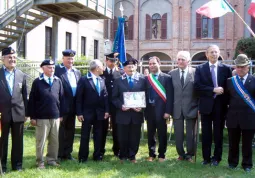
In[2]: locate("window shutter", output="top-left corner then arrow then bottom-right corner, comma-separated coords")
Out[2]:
104,20 -> 108,39
213,17 -> 219,39
161,13 -> 167,39
196,13 -> 202,39
110,17 -> 117,40
128,15 -> 134,40
146,14 -> 151,40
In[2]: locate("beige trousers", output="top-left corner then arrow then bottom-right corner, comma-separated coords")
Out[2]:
35,119 -> 60,164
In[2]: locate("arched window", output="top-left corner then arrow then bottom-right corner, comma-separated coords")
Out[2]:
152,13 -> 161,39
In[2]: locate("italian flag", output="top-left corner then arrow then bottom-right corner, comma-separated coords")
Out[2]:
196,0 -> 233,19
248,0 -> 255,18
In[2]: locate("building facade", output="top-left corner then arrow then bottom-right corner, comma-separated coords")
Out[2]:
0,0 -> 106,61
104,0 -> 255,62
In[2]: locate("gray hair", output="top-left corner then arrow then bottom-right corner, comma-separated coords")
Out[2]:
176,51 -> 191,61
89,59 -> 103,71
206,44 -> 220,53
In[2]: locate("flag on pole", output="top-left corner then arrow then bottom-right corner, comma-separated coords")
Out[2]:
248,0 -> 255,18
196,0 -> 233,19
112,17 -> 126,68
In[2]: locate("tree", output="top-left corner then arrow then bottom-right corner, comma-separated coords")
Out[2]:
235,38 -> 255,59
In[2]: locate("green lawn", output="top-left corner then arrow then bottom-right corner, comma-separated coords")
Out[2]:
3,129 -> 255,178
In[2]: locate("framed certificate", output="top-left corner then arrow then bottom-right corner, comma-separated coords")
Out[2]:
123,91 -> 146,108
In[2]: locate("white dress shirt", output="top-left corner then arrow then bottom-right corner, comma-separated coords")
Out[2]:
66,68 -> 77,96
179,67 -> 189,82
43,75 -> 54,85
239,73 -> 248,84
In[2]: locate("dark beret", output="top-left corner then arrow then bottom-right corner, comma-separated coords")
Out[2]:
40,59 -> 55,67
123,58 -> 138,67
1,47 -> 15,56
62,49 -> 76,57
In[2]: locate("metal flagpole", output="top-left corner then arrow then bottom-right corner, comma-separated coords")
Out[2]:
224,0 -> 255,38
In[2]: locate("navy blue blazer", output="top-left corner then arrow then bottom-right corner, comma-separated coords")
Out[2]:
226,75 -> 255,129
194,62 -> 232,114
54,64 -> 81,115
76,72 -> 109,120
0,67 -> 28,122
145,72 -> 174,120
112,72 -> 147,125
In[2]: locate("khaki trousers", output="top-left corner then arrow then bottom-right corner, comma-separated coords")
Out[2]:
35,119 -> 60,164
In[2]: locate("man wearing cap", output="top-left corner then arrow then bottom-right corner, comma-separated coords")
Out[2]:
0,47 -> 28,172
101,52 -> 122,157
194,44 -> 232,166
55,49 -> 81,161
76,60 -> 109,162
112,58 -> 146,163
28,59 -> 65,169
145,56 -> 174,162
169,51 -> 198,163
226,54 -> 255,172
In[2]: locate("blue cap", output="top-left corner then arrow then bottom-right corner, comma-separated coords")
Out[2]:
62,49 -> 76,57
1,47 -> 15,56
40,59 -> 55,67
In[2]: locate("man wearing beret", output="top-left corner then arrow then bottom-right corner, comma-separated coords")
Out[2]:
55,49 -> 81,161
0,47 -> 28,172
112,58 -> 146,163
226,54 -> 255,172
100,52 -> 122,157
28,59 -> 65,169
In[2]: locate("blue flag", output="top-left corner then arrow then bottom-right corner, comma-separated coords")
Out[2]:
113,17 -> 126,68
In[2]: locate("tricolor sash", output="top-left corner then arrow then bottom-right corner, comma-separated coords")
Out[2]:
148,74 -> 166,102
231,76 -> 255,112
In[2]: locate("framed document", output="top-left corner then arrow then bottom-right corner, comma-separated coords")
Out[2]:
123,91 -> 146,108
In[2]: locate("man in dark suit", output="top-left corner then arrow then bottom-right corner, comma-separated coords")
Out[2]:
55,49 -> 81,161
145,56 -> 173,162
194,45 -> 232,166
101,52 -> 122,157
112,58 -> 147,163
76,60 -> 109,162
0,47 -> 28,172
226,54 -> 255,172
169,51 -> 198,162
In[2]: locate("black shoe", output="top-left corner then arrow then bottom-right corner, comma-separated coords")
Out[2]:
211,160 -> 219,166
244,168 -> 251,173
228,165 -> 237,170
201,160 -> 211,165
67,156 -> 76,161
78,159 -> 87,163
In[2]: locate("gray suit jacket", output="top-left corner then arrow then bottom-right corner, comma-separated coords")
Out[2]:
0,67 -> 28,122
169,67 -> 198,119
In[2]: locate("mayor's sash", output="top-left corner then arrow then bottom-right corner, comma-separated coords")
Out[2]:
147,74 -> 166,102
231,75 -> 255,112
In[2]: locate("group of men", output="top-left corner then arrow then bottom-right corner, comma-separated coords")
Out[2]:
0,44 -> 255,173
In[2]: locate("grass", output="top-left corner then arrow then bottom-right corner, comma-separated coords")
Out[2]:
2,128 -> 255,178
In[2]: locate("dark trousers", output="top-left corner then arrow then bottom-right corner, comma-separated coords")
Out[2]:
174,115 -> 196,159
1,119 -> 24,170
201,100 -> 225,162
146,104 -> 167,159
58,114 -> 75,158
228,127 -> 255,169
100,108 -> 119,156
118,123 -> 141,160
78,118 -> 103,161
